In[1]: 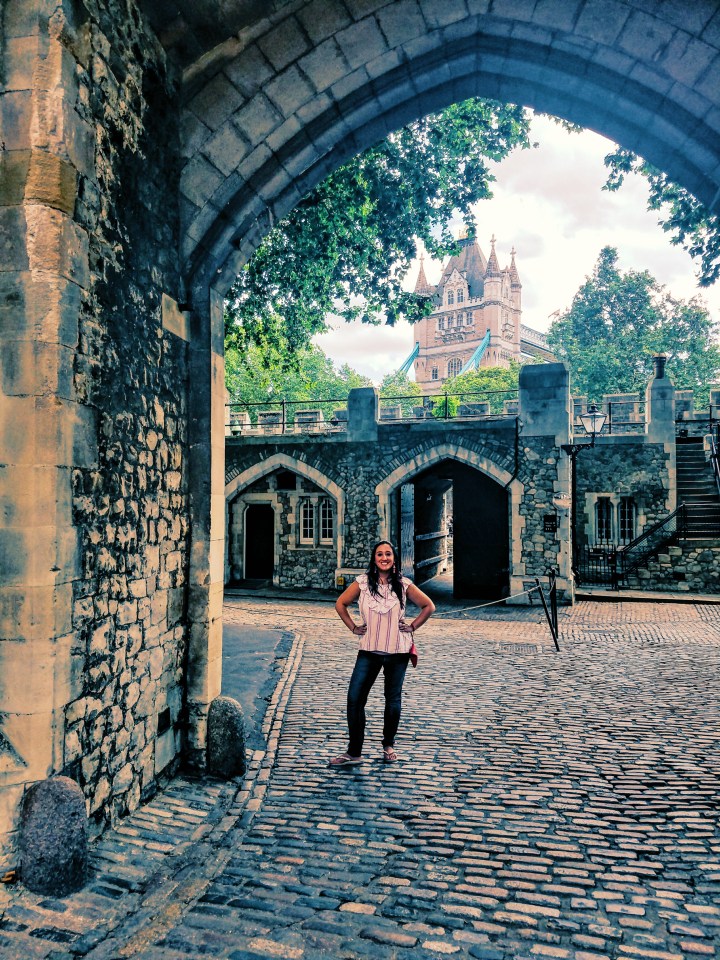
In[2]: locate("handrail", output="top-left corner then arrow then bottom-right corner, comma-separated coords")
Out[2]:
616,504 -> 687,582
711,433 -> 720,498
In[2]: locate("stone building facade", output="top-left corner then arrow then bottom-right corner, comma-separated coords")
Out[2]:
224,363 -> 701,599
225,364 -> 720,600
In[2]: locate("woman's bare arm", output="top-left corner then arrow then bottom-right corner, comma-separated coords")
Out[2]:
335,581 -> 366,634
404,582 -> 435,632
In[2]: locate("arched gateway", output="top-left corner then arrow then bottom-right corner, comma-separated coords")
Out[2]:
2,0 -> 718,865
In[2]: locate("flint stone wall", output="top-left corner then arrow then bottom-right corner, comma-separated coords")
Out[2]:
225,417 -> 564,592
575,437 -> 673,550
65,1 -> 188,832
626,541 -> 720,593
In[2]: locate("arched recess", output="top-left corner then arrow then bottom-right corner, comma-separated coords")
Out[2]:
225,452 -> 345,573
374,442 -> 525,589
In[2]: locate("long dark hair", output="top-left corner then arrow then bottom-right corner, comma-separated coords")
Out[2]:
366,540 -> 405,607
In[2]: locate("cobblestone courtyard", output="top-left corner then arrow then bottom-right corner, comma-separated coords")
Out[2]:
2,598 -> 719,960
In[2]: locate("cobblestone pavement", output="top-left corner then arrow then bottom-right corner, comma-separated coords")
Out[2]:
1,598 -> 719,960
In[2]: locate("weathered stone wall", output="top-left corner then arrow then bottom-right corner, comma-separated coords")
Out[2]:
626,541 -> 720,593
65,1 -> 188,831
575,437 -> 672,549
228,473 -> 337,588
225,416 -> 566,596
0,0 -> 189,867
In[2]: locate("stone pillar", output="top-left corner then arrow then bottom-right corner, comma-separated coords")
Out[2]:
347,387 -> 379,442
518,363 -> 572,445
646,354 -> 675,445
517,363 -> 573,601
646,354 -> 676,511
0,0 -> 94,869
185,289 -> 225,768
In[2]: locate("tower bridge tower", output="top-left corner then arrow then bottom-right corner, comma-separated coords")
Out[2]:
412,233 -> 523,393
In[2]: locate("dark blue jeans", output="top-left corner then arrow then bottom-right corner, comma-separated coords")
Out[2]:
346,651 -> 410,756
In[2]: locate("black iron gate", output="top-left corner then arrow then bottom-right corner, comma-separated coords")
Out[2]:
576,545 -> 618,587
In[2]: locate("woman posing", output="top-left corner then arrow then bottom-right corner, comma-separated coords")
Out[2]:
330,540 -> 435,766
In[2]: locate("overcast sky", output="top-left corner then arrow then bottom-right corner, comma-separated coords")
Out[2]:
314,114 -> 719,384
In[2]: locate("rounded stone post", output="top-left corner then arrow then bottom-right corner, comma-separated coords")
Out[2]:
207,696 -> 246,778
19,777 -> 88,895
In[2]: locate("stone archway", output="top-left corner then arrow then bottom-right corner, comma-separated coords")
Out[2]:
173,1 -> 720,299
225,452 -> 346,575
375,442 -> 525,596
3,0 -> 720,866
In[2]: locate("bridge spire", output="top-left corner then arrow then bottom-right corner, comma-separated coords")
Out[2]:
509,246 -> 522,288
413,254 -> 433,296
486,235 -> 500,276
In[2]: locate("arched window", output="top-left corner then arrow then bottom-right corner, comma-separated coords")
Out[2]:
595,498 -> 612,544
618,498 -> 635,544
300,500 -> 315,544
447,315 -> 454,327
431,367 -> 439,381
466,312 -> 473,325
448,357 -> 462,378
447,291 -> 454,305
320,499 -> 334,543
438,318 -> 445,330
457,289 -> 465,303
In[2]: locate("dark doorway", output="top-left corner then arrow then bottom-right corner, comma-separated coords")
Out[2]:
398,459 -> 509,600
244,504 -> 275,579
451,462 -> 509,599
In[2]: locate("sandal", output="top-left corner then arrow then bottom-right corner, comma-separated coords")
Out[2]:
328,753 -> 363,767
383,747 -> 398,763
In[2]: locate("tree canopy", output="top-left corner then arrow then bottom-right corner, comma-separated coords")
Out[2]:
225,98 -> 532,358
547,246 -> 720,403
603,149 -> 720,287
225,342 -> 371,406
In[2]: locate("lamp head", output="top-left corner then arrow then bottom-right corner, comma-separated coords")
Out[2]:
579,403 -> 607,443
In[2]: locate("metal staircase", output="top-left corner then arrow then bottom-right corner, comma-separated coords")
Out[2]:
675,436 -> 720,538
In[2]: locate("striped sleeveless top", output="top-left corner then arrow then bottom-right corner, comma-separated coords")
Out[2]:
355,574 -> 413,655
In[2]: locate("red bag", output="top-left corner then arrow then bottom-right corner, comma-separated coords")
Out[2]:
409,642 -> 418,668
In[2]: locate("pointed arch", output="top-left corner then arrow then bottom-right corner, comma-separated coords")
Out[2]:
374,443 -> 525,579
226,453 -> 345,570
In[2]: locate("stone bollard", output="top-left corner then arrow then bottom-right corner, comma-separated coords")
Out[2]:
207,696 -> 246,778
19,777 -> 88,895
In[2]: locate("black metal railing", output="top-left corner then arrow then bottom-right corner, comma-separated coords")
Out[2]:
226,397 -> 349,435
616,504 -> 687,583
379,388 -> 518,422
577,544 -> 619,587
226,389 -> 521,434
711,433 -> 720,498
675,405 -> 720,438
578,507 -> 689,588
572,399 -> 646,436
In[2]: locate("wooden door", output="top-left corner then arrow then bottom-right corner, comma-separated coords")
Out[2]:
400,483 -> 415,578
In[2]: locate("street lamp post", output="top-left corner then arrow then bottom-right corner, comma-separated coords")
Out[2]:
561,403 -> 608,583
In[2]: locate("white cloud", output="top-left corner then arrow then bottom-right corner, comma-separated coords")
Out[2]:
315,115 -> 719,384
